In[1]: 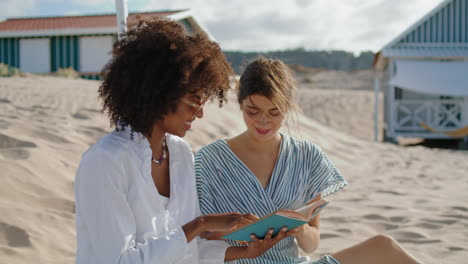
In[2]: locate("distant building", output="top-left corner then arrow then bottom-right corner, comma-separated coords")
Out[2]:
374,0 -> 468,142
0,10 -> 211,79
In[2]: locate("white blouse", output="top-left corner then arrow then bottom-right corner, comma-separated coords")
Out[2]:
75,128 -> 229,264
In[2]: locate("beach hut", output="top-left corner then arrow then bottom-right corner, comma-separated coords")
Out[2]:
373,0 -> 468,145
0,10 -> 211,80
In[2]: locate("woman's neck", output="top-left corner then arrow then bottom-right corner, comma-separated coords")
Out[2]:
144,127 -> 166,158
240,131 -> 282,153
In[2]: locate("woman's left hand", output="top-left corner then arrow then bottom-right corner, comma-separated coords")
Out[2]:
290,224 -> 306,238
275,209 -> 307,238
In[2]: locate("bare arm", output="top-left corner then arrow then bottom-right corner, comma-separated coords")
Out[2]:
182,213 -> 255,243
295,217 -> 320,253
294,195 -> 322,253
182,216 -> 206,243
200,213 -> 259,241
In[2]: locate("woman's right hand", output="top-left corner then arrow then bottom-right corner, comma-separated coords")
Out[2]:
200,213 -> 258,232
245,227 -> 297,258
224,226 -> 298,261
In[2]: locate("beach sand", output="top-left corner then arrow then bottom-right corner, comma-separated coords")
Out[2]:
0,73 -> 467,263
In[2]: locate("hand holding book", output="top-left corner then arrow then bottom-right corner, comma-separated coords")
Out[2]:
222,199 -> 329,242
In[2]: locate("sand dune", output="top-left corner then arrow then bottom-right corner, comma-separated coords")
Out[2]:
0,75 -> 467,263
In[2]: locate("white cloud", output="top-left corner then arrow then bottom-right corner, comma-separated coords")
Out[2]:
41,0 -> 114,5
71,0 -> 110,4
0,0 -> 110,21
143,0 -> 445,52
0,0 -> 445,53
0,0 -> 37,21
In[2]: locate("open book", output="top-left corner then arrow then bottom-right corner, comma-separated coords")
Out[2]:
222,199 -> 329,242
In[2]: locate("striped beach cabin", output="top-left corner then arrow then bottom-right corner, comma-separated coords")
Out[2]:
0,10 -> 211,80
374,0 -> 468,143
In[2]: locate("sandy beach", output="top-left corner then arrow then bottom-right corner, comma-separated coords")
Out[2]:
0,73 -> 467,263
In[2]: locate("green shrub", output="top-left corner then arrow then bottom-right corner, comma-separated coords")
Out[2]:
56,67 -> 79,79
0,63 -> 23,77
0,63 -> 8,77
9,67 -> 22,76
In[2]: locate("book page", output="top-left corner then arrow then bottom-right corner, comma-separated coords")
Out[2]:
275,210 -> 308,221
307,201 -> 329,221
294,199 -> 328,219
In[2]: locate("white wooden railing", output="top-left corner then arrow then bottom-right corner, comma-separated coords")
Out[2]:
394,99 -> 467,132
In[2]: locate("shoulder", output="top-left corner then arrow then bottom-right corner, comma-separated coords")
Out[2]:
283,134 -> 322,154
81,131 -> 133,164
166,134 -> 193,160
194,140 -> 227,175
76,131 -> 137,190
195,139 -> 225,158
167,133 -> 190,149
281,135 -> 331,167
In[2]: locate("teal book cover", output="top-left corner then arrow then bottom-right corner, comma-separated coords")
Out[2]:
222,200 -> 329,242
222,214 -> 307,242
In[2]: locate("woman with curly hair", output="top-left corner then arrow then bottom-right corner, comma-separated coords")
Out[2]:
74,19 -> 279,264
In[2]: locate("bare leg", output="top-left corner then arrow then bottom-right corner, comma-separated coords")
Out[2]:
332,234 -> 423,264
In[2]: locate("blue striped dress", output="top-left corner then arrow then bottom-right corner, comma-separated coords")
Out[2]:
195,134 -> 347,264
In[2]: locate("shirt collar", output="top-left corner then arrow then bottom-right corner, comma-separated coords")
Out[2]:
115,127 -> 185,166
116,126 -> 152,162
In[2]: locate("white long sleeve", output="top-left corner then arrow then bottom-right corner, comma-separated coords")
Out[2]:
75,148 -> 189,264
75,131 -> 203,264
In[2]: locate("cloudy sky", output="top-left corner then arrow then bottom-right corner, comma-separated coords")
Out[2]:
0,0 -> 444,53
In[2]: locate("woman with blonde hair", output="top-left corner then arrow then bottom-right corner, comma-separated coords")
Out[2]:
196,57 -> 423,264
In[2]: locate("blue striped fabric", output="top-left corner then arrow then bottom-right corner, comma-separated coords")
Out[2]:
313,255 -> 341,264
195,134 -> 347,264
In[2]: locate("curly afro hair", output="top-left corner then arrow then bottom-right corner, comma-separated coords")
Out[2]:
98,18 -> 233,135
